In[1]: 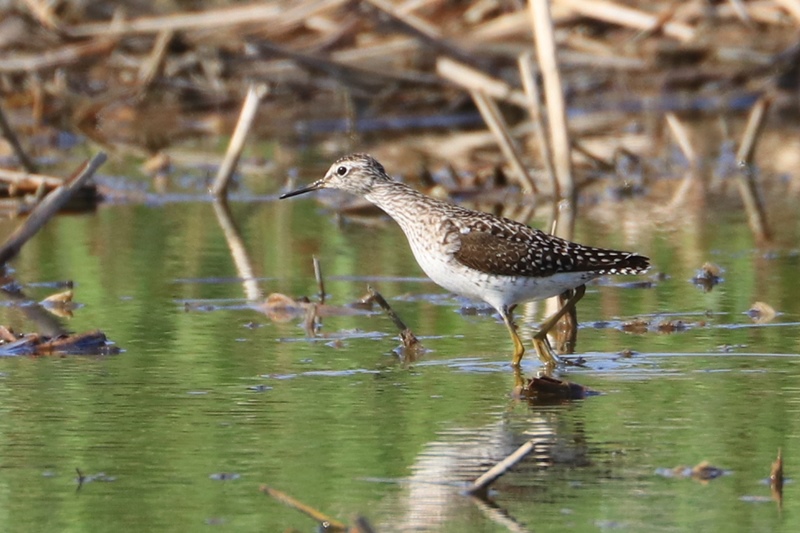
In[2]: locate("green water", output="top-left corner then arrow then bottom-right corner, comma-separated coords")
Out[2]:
0,192 -> 798,532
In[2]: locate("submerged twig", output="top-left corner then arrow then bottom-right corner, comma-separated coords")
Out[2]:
211,83 -> 269,198
0,152 -> 106,265
367,286 -> 422,351
260,485 -> 348,531
467,440 -> 536,498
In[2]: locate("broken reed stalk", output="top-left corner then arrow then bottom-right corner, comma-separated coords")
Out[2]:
0,152 -> 106,265
0,103 -> 38,173
776,0 -> 800,23
313,256 -> 326,304
735,96 -> 772,242
0,39 -> 115,74
436,57 -> 527,108
211,199 -> 263,302
559,0 -> 695,42
361,0 -> 479,69
367,285 -> 421,350
211,83 -> 269,198
665,112 -> 697,166
259,485 -> 348,532
467,439 -> 537,498
137,28 -> 174,92
518,53 -> 557,195
469,90 -> 537,193
530,0 -> 574,201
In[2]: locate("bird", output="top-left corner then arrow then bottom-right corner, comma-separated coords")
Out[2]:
280,153 -> 650,368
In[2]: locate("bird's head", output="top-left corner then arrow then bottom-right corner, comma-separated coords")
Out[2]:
280,153 -> 390,199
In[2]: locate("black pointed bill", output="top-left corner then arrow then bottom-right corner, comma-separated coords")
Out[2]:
279,180 -> 323,199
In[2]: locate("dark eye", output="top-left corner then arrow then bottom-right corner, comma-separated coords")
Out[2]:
336,166 -> 348,176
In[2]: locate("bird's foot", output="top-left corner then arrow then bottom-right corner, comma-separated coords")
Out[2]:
532,334 -> 561,370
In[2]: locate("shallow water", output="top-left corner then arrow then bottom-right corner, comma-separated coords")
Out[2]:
0,183 -> 798,532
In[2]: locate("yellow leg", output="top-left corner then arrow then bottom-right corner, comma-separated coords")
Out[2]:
532,284 -> 586,365
500,306 -> 526,367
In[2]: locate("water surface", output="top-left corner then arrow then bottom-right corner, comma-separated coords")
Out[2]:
0,185 -> 797,532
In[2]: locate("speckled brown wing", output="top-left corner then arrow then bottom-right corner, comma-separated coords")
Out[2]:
451,213 -> 649,278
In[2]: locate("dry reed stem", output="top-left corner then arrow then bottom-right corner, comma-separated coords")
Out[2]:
21,0 -> 62,31
558,0 -> 696,42
518,53 -> 557,195
364,0 -> 441,36
211,199 -> 263,303
467,439 -> 536,498
362,0 -> 480,68
0,152 -> 106,265
736,96 -> 771,164
0,169 -> 65,188
665,113 -> 697,165
673,1 -> 781,24
67,3 -> 284,37
0,39 -> 115,73
137,29 -> 173,91
436,57 -> 527,108
470,90 -> 537,193
775,0 -> 800,23
211,83 -> 269,198
530,0 -> 574,200
0,104 -> 38,173
361,0 -> 478,66
727,0 -> 755,26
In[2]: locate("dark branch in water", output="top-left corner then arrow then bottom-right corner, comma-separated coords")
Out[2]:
0,152 -> 106,265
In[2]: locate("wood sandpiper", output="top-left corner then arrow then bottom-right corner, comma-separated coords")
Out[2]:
280,153 -> 650,368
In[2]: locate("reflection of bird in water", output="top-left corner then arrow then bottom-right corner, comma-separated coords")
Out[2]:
374,410 -> 589,531
281,154 -> 649,368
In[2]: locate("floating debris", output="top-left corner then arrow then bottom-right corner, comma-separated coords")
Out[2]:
655,460 -> 729,482
516,374 -> 597,401
747,301 -> 777,323
260,293 -> 370,323
39,289 -> 77,317
0,328 -> 120,356
692,262 -> 724,292
620,317 -> 694,334
656,319 -> 689,333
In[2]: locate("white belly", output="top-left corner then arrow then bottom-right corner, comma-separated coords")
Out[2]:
407,238 -> 596,312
